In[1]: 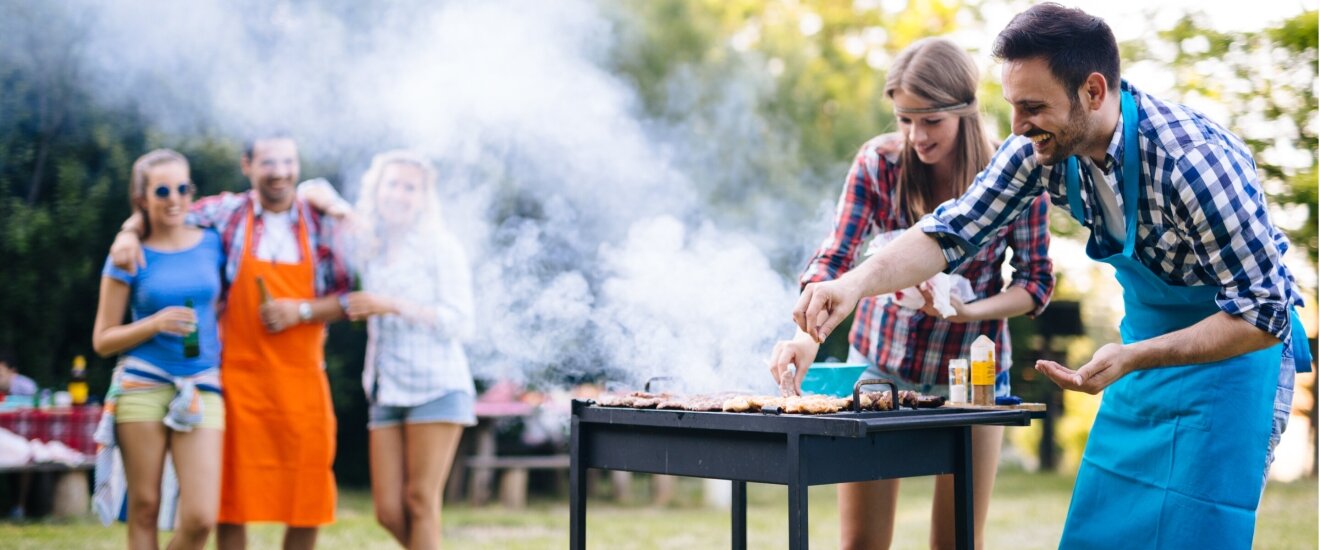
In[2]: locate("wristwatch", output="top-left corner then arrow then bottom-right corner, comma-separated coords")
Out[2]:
298,302 -> 313,322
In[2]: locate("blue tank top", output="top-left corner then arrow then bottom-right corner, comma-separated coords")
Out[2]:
102,229 -> 225,376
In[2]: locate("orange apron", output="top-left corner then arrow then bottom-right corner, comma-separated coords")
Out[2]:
218,206 -> 336,526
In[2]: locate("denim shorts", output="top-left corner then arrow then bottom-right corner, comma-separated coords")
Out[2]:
1264,359 -> 1295,487
368,391 -> 477,430
848,346 -> 1011,399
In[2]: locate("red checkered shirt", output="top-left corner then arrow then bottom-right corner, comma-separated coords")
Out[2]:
801,136 -> 1054,387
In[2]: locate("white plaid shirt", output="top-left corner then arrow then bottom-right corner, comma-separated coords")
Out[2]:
361,231 -> 476,407
919,80 -> 1302,354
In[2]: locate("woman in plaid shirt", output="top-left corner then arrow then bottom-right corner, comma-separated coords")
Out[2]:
769,38 -> 1053,549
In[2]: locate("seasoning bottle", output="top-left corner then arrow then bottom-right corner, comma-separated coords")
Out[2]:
970,335 -> 995,405
183,299 -> 200,358
947,359 -> 969,404
68,355 -> 88,406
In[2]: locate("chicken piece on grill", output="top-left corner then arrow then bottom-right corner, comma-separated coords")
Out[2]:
780,395 -> 849,414
656,393 -> 734,412
629,394 -> 666,408
855,391 -> 894,411
697,393 -> 743,411
654,393 -> 692,410
910,393 -> 946,408
722,395 -> 753,413
596,391 -> 670,408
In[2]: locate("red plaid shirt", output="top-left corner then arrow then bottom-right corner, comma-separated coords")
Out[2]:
188,190 -> 350,303
801,136 -> 1054,387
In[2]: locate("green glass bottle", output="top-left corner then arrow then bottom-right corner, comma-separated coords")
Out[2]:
183,298 -> 200,358
351,275 -> 366,331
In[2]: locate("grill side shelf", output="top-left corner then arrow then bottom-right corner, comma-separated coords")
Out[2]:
859,408 -> 1032,431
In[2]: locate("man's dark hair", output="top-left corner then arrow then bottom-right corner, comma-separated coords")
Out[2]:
992,3 -> 1120,101
243,131 -> 295,160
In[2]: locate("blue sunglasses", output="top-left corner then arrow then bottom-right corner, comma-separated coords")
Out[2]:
153,182 -> 195,198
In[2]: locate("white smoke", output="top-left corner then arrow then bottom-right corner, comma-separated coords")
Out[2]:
33,0 -> 816,393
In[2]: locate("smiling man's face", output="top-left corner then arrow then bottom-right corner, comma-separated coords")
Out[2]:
242,138 -> 300,211
1002,57 -> 1092,166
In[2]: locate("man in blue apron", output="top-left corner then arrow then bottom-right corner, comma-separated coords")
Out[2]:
790,4 -> 1311,548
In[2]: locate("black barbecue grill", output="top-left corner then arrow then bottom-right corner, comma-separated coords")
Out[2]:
569,380 -> 1040,550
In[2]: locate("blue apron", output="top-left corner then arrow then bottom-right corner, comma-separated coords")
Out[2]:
1057,90 -> 1311,549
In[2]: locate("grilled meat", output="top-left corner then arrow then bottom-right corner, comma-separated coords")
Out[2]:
602,389 -> 943,414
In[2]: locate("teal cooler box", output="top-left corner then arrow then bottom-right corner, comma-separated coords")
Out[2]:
800,363 -> 869,397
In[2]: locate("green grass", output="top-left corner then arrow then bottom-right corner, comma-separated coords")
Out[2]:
1,469 -> 1314,549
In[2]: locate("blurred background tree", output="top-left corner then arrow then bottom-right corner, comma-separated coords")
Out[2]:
1125,10 -> 1318,264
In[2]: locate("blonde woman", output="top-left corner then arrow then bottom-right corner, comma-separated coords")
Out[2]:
305,150 -> 475,548
93,149 -> 225,550
768,38 -> 1054,549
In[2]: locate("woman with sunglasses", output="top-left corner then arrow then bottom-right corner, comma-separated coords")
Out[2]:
93,149 -> 225,549
768,38 -> 1054,549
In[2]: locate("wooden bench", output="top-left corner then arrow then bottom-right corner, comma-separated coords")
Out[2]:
463,454 -> 570,509
0,462 -> 93,518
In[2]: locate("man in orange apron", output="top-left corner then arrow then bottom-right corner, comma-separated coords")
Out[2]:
112,135 -> 350,549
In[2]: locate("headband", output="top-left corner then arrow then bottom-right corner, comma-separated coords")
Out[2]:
894,100 -> 975,115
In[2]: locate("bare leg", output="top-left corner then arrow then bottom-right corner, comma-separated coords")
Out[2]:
370,425 -> 409,545
403,422 -> 463,550
283,527 -> 318,550
838,478 -> 901,550
166,428 -> 223,550
930,424 -> 1004,550
119,422 -> 169,550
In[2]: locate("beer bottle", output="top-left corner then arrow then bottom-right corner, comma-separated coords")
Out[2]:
256,276 -> 273,305
183,299 -> 200,358
351,274 -> 366,331
68,355 -> 88,406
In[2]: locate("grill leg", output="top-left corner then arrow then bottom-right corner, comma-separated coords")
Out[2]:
953,425 -> 973,550
570,418 -> 586,550
732,481 -> 746,550
787,434 -> 808,550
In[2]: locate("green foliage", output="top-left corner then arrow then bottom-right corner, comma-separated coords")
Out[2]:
1132,10 -> 1319,264
0,59 -> 144,390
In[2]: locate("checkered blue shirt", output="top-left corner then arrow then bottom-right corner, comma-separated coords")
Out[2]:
920,80 -> 1303,348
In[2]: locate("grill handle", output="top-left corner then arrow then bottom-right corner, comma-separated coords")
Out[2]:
852,378 -> 900,413
645,376 -> 678,393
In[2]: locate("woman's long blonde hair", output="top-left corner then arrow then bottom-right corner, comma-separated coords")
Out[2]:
129,149 -> 190,239
883,38 -> 994,224
352,149 -> 447,261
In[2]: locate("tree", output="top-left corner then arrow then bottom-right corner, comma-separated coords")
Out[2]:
1126,11 -> 1318,264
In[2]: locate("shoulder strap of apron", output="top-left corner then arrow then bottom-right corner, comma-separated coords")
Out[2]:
1063,89 -> 1140,255
1064,156 -> 1086,225
1117,90 -> 1140,258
